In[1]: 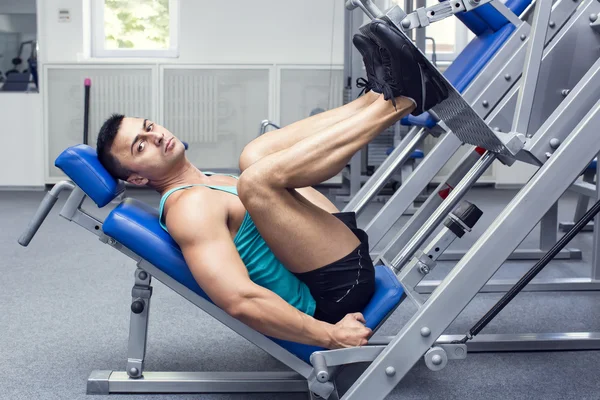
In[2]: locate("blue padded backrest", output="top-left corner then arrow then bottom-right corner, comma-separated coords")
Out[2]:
103,198 -> 406,363
444,22 -> 515,94
454,5 -> 490,36
55,145 -> 124,208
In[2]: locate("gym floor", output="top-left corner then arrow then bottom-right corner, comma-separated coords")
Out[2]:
2,186 -> 599,400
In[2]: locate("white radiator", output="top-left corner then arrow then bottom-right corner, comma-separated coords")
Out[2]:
89,72 -> 153,143
163,73 -> 219,144
46,66 -> 154,180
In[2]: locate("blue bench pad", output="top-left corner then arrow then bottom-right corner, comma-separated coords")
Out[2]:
103,198 -> 405,363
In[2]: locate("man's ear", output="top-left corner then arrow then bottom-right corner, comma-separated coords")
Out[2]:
126,174 -> 149,186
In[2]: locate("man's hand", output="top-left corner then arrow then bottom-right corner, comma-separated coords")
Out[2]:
327,313 -> 372,349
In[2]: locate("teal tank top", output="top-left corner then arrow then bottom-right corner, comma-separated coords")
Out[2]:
158,174 -> 316,317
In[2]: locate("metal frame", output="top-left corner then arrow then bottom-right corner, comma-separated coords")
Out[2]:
343,98 -> 600,400
343,5 -> 533,219
559,164 -> 597,233
49,190 -> 319,396
370,0 -> 590,260
413,62 -> 600,294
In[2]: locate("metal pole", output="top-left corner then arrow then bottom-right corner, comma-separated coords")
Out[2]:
593,153 -> 600,280
390,151 -> 497,272
375,146 -> 483,261
511,0 -> 553,136
414,0 -> 427,52
343,128 -> 427,214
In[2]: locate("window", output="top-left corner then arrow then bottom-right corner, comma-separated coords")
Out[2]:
388,0 -> 472,64
423,0 -> 470,63
91,0 -> 179,58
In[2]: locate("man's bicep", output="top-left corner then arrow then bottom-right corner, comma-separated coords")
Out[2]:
180,236 -> 252,310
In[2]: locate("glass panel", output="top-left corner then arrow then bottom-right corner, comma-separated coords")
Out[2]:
0,5 -> 38,92
104,0 -> 170,50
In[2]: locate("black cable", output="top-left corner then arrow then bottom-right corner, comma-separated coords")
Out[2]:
454,197 -> 600,344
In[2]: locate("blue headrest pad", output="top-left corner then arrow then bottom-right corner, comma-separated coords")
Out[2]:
103,198 -> 406,363
55,144 -> 124,208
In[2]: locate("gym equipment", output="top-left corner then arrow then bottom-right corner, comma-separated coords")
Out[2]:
559,159 -> 598,233
83,79 -> 91,145
354,0 -> 588,263
20,143 -> 486,397
19,0 -> 600,398
1,72 -> 30,92
2,40 -> 38,91
259,119 -> 281,135
338,0 -> 532,205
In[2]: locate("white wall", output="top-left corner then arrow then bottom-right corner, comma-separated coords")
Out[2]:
0,93 -> 44,187
40,0 -> 345,65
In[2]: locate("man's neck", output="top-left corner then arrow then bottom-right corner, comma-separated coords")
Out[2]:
152,160 -> 210,195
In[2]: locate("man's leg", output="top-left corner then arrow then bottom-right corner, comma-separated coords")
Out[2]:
239,90 -> 380,171
238,95 -> 414,274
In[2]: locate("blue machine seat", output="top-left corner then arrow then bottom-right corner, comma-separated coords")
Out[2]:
103,198 -> 406,363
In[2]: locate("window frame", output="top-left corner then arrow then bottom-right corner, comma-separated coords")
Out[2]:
91,0 -> 180,58
426,20 -> 470,63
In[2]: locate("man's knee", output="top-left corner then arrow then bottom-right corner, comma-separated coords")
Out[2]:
239,142 -> 264,172
238,161 -> 285,205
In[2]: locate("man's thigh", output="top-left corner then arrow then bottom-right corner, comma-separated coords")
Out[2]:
240,184 -> 361,275
295,187 -> 339,214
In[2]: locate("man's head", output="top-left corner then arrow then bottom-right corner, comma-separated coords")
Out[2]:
96,114 -> 186,186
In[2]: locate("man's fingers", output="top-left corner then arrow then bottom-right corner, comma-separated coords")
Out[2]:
351,313 -> 366,323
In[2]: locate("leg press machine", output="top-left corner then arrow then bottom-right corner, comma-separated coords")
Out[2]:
19,0 -> 600,398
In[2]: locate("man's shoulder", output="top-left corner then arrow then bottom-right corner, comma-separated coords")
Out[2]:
165,187 -> 228,234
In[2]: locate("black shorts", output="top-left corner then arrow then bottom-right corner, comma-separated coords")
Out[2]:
294,212 -> 375,324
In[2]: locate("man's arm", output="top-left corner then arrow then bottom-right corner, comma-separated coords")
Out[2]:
166,189 -> 371,348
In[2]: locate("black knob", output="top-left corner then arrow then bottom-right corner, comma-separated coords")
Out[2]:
131,300 -> 145,314
453,201 -> 483,229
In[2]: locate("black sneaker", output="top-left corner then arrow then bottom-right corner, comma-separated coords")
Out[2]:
368,19 -> 448,115
352,33 -> 385,96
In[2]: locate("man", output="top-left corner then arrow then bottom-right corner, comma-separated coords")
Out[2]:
96,21 -> 447,350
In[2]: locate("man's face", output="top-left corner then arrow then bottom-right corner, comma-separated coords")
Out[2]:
111,117 -> 185,184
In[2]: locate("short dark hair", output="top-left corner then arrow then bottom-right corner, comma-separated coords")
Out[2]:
96,113 -> 131,180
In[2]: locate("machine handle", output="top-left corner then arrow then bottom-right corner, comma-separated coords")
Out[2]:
18,181 -> 75,246
259,119 -> 281,136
